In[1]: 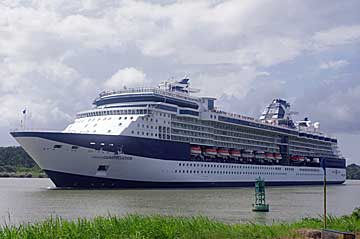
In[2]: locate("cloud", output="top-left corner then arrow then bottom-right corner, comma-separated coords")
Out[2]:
296,81 -> 360,134
319,60 -> 349,70
0,0 -> 360,148
104,67 -> 146,90
312,25 -> 360,50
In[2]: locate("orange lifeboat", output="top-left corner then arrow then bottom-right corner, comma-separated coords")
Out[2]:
274,153 -> 282,160
290,155 -> 301,161
265,152 -> 274,160
230,149 -> 241,158
190,146 -> 202,155
204,148 -> 217,157
218,148 -> 230,157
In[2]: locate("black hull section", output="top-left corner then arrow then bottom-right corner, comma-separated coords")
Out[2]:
45,170 -> 345,189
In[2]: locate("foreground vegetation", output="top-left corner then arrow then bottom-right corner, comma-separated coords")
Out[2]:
0,209 -> 359,239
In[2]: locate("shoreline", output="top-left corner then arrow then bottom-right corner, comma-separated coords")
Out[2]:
0,172 -> 47,178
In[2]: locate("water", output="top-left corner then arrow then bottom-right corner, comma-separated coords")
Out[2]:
0,178 -> 359,225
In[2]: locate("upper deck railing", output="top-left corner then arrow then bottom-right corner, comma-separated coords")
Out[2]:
211,109 -> 332,139
98,87 -> 202,102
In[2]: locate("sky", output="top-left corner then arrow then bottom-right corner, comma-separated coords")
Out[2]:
0,0 -> 359,164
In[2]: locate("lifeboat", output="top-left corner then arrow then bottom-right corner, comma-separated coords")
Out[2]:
204,148 -> 217,157
230,149 -> 241,158
274,153 -> 282,160
218,148 -> 230,157
190,146 -> 202,155
290,155 -> 304,162
255,151 -> 265,159
265,152 -> 274,160
242,150 -> 254,158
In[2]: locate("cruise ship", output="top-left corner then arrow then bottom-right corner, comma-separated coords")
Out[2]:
10,78 -> 346,188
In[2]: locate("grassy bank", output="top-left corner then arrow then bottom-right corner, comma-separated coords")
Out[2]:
1,209 -> 359,239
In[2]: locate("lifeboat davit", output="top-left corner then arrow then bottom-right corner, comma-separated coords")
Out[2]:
190,146 -> 202,155
204,148 -> 217,157
218,148 -> 230,157
230,149 -> 241,158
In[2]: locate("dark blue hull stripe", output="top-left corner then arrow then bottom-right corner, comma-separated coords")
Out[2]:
44,170 -> 345,189
11,131 -> 190,161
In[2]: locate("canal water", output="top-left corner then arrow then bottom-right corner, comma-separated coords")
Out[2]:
0,178 -> 359,225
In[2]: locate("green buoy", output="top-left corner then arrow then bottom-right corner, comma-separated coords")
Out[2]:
252,177 -> 269,212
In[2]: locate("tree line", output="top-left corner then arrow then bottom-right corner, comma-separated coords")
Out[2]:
0,146 -> 36,173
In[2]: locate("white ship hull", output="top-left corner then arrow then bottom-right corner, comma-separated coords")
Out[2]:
12,131 -> 346,188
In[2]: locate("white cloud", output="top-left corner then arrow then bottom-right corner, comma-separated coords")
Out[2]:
320,60 -> 349,70
104,67 -> 146,90
312,25 -> 360,50
0,0 -> 360,147
256,71 -> 271,77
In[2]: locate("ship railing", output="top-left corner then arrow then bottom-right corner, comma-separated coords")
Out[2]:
298,128 -> 331,138
10,128 -> 63,133
98,87 -> 201,102
211,109 -> 256,122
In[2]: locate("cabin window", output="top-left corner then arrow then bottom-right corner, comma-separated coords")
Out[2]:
97,165 -> 109,171
53,145 -> 62,149
71,146 -> 78,150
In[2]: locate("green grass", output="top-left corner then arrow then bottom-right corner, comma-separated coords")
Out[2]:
0,208 -> 359,239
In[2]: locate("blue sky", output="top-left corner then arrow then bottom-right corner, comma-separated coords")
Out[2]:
0,0 -> 359,164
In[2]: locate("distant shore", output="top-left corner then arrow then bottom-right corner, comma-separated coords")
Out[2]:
0,209 -> 359,239
0,172 -> 47,178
